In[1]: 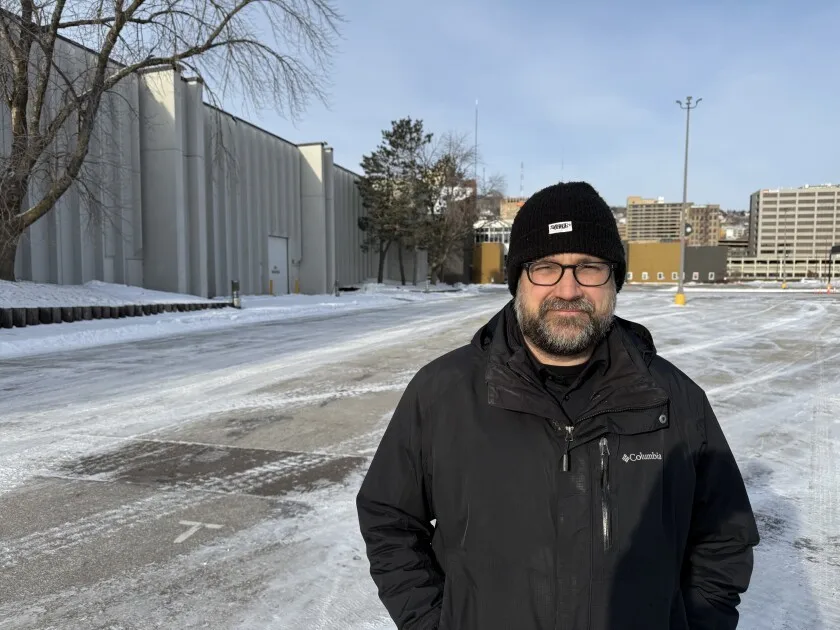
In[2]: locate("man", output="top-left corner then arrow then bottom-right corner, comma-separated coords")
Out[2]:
356,181 -> 759,630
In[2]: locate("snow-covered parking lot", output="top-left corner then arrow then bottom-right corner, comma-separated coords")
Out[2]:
0,284 -> 838,629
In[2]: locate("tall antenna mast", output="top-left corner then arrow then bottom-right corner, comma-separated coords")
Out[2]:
474,100 -> 479,193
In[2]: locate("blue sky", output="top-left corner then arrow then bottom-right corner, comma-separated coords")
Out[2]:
225,0 -> 840,210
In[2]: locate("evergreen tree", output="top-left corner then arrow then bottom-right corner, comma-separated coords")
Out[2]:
356,118 -> 432,284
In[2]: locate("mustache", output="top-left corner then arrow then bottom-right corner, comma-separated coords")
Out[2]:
539,297 -> 594,315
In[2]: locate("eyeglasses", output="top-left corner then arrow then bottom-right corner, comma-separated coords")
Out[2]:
523,261 -> 615,287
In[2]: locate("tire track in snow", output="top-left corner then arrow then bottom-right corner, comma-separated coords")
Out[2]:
806,340 -> 840,627
0,302 -> 502,495
0,451 -> 344,570
5,301 -> 502,436
0,473 -> 387,630
660,302 -> 823,358
706,347 -> 840,402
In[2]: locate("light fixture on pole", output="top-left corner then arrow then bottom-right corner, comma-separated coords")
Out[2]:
675,96 -> 702,306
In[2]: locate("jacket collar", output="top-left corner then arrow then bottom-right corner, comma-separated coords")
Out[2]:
474,301 -> 668,421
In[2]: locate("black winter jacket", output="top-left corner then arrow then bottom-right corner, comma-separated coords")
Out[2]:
357,303 -> 760,630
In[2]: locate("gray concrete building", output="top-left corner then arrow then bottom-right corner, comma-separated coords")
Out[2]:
748,184 -> 840,259
3,41 -> 423,298
728,184 -> 840,281
625,196 -> 720,247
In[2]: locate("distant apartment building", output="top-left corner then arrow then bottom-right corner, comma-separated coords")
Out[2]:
727,184 -> 840,280
721,225 -> 748,240
610,206 -> 628,240
687,205 -> 722,247
617,218 -> 628,241
500,197 -> 527,220
625,196 -> 720,247
748,185 -> 839,258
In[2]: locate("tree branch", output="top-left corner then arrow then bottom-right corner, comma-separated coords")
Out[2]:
4,0 -> 342,244
30,0 -> 69,138
57,8 -> 197,30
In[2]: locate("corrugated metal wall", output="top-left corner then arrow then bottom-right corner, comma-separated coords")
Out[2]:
334,165 -> 376,285
5,38 -> 144,287
5,47 -> 408,296
203,109 -> 303,297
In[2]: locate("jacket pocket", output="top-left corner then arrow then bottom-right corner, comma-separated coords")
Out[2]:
438,553 -> 556,630
613,428 -> 666,555
437,554 -> 476,630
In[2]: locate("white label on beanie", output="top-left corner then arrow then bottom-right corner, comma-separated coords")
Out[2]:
549,221 -> 572,234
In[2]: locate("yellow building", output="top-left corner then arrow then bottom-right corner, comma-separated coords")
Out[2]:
626,241 -> 681,283
625,241 -> 728,284
472,242 -> 506,284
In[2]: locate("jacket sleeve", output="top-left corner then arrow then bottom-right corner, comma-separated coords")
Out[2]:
356,373 -> 444,630
682,393 -> 760,630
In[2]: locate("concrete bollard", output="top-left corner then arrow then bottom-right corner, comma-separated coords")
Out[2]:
232,280 -> 241,308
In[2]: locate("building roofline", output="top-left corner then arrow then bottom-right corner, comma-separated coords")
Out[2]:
335,163 -> 362,177
1,10 -> 362,181
204,103 -> 302,148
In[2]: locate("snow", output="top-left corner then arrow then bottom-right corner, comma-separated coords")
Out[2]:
0,279 -> 211,307
0,280 -> 506,360
648,280 -> 837,294
0,286 -> 838,628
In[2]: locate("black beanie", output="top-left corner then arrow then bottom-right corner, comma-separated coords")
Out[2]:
506,181 -> 626,295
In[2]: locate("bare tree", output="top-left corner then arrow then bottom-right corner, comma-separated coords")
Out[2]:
0,0 -> 341,281
416,131 -> 479,284
476,170 -> 506,218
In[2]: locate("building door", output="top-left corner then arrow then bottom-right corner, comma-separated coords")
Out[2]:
268,236 -> 289,295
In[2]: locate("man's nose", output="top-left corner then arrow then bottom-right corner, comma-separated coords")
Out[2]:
550,268 -> 585,301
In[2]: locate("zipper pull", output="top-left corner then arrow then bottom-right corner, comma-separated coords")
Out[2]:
562,425 -> 574,472
600,436 -> 610,463
600,436 -> 610,487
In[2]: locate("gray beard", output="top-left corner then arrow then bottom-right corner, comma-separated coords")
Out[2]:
514,293 -> 616,358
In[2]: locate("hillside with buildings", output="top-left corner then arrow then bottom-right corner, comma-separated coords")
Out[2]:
471,187 -> 839,286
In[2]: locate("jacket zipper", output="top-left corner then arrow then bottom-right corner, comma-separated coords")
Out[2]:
549,400 -> 666,473
562,425 -> 574,472
599,436 -> 611,551
548,418 -> 574,472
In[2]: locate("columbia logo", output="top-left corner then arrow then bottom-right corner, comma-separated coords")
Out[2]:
622,452 -> 662,463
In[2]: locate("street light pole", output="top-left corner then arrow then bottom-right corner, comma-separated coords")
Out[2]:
675,96 -> 702,306
781,207 -> 788,289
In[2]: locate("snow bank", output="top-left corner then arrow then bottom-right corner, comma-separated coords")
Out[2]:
0,280 -> 484,359
0,279 -> 210,308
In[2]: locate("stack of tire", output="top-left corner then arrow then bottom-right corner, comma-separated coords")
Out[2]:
0,302 -> 229,329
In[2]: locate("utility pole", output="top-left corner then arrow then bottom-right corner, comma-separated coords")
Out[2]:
675,96 -> 702,305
